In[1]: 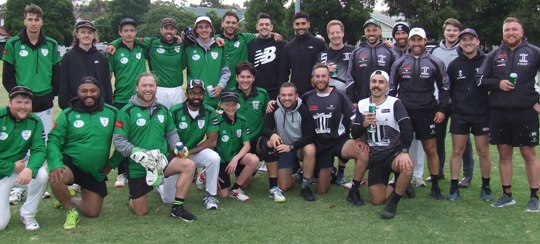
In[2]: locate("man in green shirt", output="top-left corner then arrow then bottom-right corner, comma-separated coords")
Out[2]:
0,86 -> 47,231
215,92 -> 259,202
113,73 -> 197,222
47,78 -> 118,229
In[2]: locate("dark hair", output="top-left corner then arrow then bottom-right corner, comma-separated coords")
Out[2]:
223,10 -> 240,22
257,13 -> 272,22
293,11 -> 310,22
24,4 -> 43,19
280,82 -> 297,93
235,61 -> 257,76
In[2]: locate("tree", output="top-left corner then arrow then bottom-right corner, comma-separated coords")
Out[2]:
205,9 -> 223,34
137,1 -> 197,38
99,0 -> 150,43
243,0 -> 287,35
200,0 -> 224,8
510,0 -> 540,45
4,0 -> 74,45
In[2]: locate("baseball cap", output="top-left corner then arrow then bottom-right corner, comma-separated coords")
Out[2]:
194,16 -> 215,34
75,20 -> 96,31
187,79 -> 205,90
220,91 -> 239,103
408,28 -> 426,39
458,28 -> 479,39
370,70 -> 389,83
80,76 -> 101,88
363,18 -> 381,28
392,22 -> 410,37
160,17 -> 178,29
9,86 -> 33,99
119,18 -> 137,27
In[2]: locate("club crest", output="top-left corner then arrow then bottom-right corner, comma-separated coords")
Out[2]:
21,130 -> 32,140
100,117 -> 109,127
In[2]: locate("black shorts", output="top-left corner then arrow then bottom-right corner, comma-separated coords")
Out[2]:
489,108 -> 539,147
367,149 -> 399,187
218,163 -> 244,189
408,110 -> 438,140
128,177 -> 154,200
63,155 -> 108,198
249,138 -> 258,154
316,139 -> 348,171
265,151 -> 299,169
450,113 -> 490,135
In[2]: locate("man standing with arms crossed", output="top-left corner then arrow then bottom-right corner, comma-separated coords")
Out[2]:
477,17 -> 540,211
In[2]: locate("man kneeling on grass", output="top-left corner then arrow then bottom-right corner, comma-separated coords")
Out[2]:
48,78 -> 118,229
352,70 -> 415,219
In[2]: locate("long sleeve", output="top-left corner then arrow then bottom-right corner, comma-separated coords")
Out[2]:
27,120 -> 46,177
292,106 -> 315,149
2,61 -> 17,93
47,113 -> 68,171
58,57 -> 71,109
477,50 -> 500,91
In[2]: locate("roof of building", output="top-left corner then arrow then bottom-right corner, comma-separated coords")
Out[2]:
182,6 -> 245,20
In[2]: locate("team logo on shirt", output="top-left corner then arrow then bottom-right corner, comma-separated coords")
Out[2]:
531,131 -> 538,143
135,53 -> 142,59
100,117 -> 109,127
211,51 -> 218,60
192,54 -> 200,60
41,49 -> 49,56
0,132 -> 8,140
120,57 -> 128,64
156,48 -> 165,54
420,66 -> 431,78
136,118 -> 146,126
457,70 -> 466,80
197,120 -> 205,129
179,122 -> 188,129
236,129 -> 242,137
313,113 -> 332,134
221,134 -> 229,142
158,114 -> 164,123
252,101 -> 260,110
73,120 -> 84,128
175,46 -> 181,53
518,53 -> 529,66
234,41 -> 240,48
253,47 -> 277,67
19,49 -> 29,57
429,123 -> 436,135
377,55 -> 387,66
21,130 -> 31,140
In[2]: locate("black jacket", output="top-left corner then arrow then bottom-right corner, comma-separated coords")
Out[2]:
248,37 -> 287,99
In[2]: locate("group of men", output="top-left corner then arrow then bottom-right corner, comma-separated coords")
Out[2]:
1,3 -> 539,232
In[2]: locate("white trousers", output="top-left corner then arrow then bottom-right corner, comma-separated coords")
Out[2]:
156,86 -> 185,109
410,139 -> 426,178
158,149 -> 220,203
0,166 -> 48,230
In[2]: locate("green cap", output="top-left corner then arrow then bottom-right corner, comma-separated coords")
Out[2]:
363,18 -> 381,28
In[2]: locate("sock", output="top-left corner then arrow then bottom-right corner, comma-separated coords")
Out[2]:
431,174 -> 440,191
384,193 -> 403,213
530,188 -> 539,199
269,177 -> 278,189
351,179 -> 361,190
482,177 -> 490,188
390,192 -> 403,205
450,179 -> 459,193
231,183 -> 240,190
502,185 -> 512,197
302,177 -> 313,189
173,197 -> 184,206
337,165 -> 345,175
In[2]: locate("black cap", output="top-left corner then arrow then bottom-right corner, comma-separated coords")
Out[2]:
458,28 -> 479,39
80,76 -> 101,89
187,79 -> 205,90
160,17 -> 178,29
220,91 -> 238,103
392,22 -> 410,37
119,18 -> 137,27
9,86 -> 33,100
75,20 -> 96,31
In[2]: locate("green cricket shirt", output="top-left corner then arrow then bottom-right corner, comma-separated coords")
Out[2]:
236,86 -> 269,140
220,33 -> 256,91
170,103 -> 219,149
107,43 -> 147,103
215,113 -> 250,164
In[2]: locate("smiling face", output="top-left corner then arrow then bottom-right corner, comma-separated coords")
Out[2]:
369,74 -> 388,99
444,24 -> 460,45
78,83 -> 100,107
196,21 -> 213,41
364,24 -> 381,46
186,87 -> 205,109
394,30 -> 408,48
312,67 -> 330,92
8,95 -> 32,121
222,15 -> 239,37
136,76 -> 157,104
503,21 -> 523,49
459,34 -> 479,56
293,17 -> 310,36
327,24 -> 344,47
278,86 -> 298,110
408,35 -> 427,56
220,101 -> 238,118
256,18 -> 273,38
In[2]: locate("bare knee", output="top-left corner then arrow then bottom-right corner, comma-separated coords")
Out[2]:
371,198 -> 385,206
83,208 -> 102,218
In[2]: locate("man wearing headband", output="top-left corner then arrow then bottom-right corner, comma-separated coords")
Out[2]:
0,86 -> 47,231
352,70 -> 414,219
47,77 -> 118,229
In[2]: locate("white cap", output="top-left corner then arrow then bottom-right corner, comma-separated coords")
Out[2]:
195,16 -> 212,26
370,70 -> 389,83
408,28 -> 426,40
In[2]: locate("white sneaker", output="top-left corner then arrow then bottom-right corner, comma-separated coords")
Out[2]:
203,196 -> 219,210
269,186 -> 286,203
9,188 -> 26,205
115,174 -> 128,188
342,181 -> 353,189
229,188 -> 250,202
195,168 -> 206,190
42,191 -> 51,199
413,177 -> 427,187
258,163 -> 267,173
20,216 -> 40,231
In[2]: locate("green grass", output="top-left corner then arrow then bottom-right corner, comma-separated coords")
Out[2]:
1,61 -> 540,242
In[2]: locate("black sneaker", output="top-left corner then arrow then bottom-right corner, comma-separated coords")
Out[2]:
405,184 -> 416,198
380,203 -> 396,219
430,188 -> 446,200
347,189 -> 364,206
300,186 -> 316,201
170,204 -> 197,222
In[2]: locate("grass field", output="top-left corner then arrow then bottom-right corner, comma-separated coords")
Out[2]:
1,62 -> 539,243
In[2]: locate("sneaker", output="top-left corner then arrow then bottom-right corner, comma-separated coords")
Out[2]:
426,174 -> 445,182
380,203 -> 397,219
405,184 -> 416,198
347,189 -> 364,206
300,186 -> 316,201
203,196 -> 219,210
491,194 -> 517,208
42,191 -> 51,199
342,181 -> 353,189
480,186 -> 493,202
115,174 -> 128,188
334,172 -> 346,186
525,197 -> 539,212
195,168 -> 207,190
9,188 -> 26,205
258,163 -> 268,173
68,184 -> 81,193
170,204 -> 197,222
229,188 -> 250,202
458,176 -> 472,188
20,216 -> 40,231
447,189 -> 460,201
430,189 -> 446,200
412,177 -> 427,187
63,209 -> 80,230
269,186 -> 286,203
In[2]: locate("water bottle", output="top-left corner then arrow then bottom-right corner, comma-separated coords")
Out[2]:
367,103 -> 376,133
